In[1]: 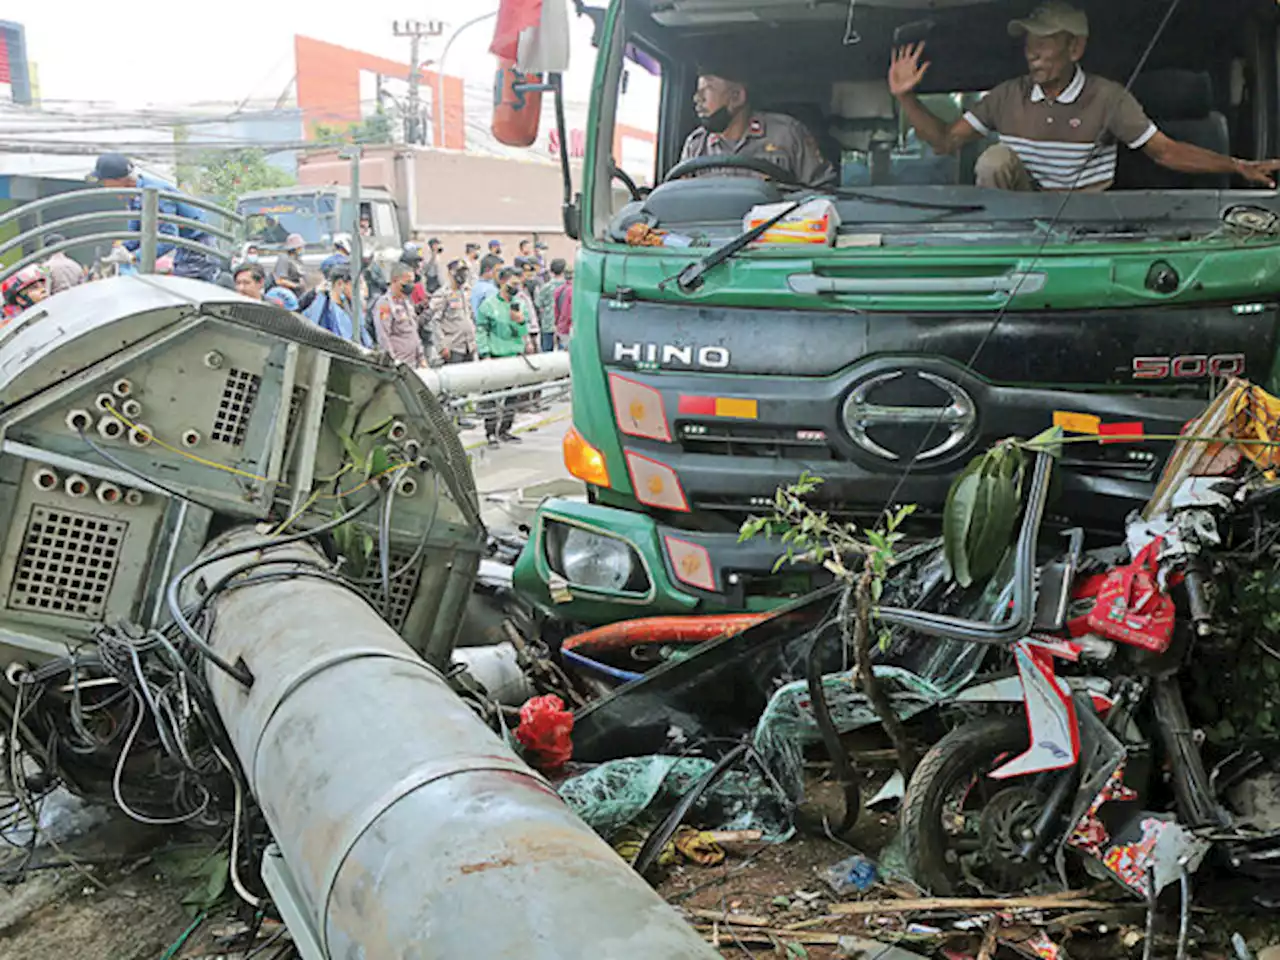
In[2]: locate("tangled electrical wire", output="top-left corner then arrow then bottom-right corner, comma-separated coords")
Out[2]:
0,473 -> 406,888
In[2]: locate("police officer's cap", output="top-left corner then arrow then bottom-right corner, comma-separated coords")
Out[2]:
90,153 -> 134,182
697,60 -> 751,91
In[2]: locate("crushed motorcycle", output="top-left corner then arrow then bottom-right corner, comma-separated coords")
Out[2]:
900,382 -> 1280,906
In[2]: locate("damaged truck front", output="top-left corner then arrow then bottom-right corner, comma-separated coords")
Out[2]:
509,0 -> 1280,623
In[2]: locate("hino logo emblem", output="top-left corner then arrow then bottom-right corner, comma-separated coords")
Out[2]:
613,342 -> 731,369
841,371 -> 977,462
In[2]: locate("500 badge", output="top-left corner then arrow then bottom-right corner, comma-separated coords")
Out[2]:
1132,353 -> 1246,380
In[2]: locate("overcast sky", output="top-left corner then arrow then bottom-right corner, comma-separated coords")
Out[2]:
20,1 -> 601,109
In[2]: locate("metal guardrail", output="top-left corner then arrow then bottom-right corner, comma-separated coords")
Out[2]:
0,186 -> 242,284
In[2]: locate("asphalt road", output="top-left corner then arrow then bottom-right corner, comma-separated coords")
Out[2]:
457,397 -> 582,533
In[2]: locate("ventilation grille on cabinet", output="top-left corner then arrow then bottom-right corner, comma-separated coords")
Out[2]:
8,507 -> 126,620
354,547 -> 423,630
211,368 -> 261,445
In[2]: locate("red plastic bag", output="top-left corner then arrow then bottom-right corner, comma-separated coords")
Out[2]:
515,694 -> 573,772
1085,539 -> 1175,653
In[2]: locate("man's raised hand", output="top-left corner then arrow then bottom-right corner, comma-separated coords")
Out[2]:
889,43 -> 931,98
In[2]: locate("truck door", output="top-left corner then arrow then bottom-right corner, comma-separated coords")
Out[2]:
371,202 -> 400,250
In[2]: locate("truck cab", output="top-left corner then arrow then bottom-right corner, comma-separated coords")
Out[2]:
515,0 -> 1280,623
236,185 -> 405,273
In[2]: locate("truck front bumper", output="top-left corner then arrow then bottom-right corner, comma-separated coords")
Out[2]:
513,499 -> 822,624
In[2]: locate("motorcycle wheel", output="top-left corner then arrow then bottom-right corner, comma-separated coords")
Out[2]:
901,715 -> 1058,896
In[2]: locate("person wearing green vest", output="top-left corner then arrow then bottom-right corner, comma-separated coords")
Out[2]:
477,266 -> 529,446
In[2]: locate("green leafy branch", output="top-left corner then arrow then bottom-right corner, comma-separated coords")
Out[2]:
740,473 -> 920,780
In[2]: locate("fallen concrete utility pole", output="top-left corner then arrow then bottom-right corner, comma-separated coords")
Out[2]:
194,531 -> 717,960
416,351 -> 570,396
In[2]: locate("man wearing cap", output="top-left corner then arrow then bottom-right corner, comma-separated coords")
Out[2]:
488,239 -> 503,258
320,234 -> 352,280
91,153 -> 223,282
271,234 -> 308,295
681,67 -> 837,189
889,1 -> 1280,191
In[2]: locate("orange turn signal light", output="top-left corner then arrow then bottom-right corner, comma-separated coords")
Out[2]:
563,426 -> 611,487
665,535 -> 716,591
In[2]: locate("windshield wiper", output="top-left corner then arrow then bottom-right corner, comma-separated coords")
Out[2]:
661,196 -> 811,294
823,188 -> 986,215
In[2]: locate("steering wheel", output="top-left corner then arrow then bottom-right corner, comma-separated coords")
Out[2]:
611,164 -> 645,202
661,154 -> 798,185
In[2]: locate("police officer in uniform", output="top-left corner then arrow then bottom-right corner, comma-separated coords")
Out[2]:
371,261 -> 427,368
681,67 -> 837,189
426,259 -> 479,365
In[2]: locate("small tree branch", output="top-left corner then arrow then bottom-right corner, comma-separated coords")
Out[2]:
848,569 -> 918,780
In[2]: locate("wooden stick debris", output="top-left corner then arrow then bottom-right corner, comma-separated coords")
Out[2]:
701,829 -> 764,845
692,924 -> 842,946
685,908 -> 772,928
830,894 -> 1115,917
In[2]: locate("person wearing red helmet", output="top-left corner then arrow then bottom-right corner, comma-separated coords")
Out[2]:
2,267 -> 49,322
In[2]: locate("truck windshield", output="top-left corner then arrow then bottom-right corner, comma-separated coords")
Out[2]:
596,0 -> 1279,243
238,196 -> 335,248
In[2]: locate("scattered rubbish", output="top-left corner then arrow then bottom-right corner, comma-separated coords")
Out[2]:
867,770 -> 906,811
514,694 -> 574,772
672,827 -> 725,867
0,788 -> 111,848
556,753 -> 791,842
1012,930 -> 1064,959
822,852 -> 878,896
835,935 -> 930,958
452,641 -> 535,705
615,825 -> 724,869
905,922 -> 943,936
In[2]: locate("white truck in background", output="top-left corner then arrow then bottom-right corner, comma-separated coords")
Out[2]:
235,184 -> 407,276
293,145 -> 581,260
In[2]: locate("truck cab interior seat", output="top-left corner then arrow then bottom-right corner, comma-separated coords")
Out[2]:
1114,69 -> 1230,189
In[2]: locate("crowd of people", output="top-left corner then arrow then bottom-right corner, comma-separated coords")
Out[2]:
225,234 -> 574,447
3,150 -> 577,447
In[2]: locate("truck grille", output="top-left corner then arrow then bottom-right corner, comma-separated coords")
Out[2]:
678,422 -> 834,459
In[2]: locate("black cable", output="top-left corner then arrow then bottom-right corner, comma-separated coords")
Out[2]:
632,743 -> 752,877
876,0 -> 1186,519
805,619 -> 861,834
243,926 -> 288,959
77,428 -> 223,513
342,469 -> 441,585
165,493 -> 379,687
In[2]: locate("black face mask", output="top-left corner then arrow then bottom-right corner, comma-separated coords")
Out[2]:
452,271 -> 467,285
702,105 -> 734,134
399,280 -> 415,295
504,284 -> 520,298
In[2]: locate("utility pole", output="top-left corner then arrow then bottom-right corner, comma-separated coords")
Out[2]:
392,19 -> 444,145
340,145 -> 363,338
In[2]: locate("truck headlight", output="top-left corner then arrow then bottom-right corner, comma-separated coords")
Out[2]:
545,522 -> 646,593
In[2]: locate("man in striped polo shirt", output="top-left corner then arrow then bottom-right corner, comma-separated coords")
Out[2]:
888,1 -> 1280,191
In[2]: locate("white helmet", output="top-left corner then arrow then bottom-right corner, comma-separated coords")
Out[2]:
333,233 -> 353,254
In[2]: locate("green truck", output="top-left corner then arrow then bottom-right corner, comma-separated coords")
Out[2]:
510,0 -> 1280,623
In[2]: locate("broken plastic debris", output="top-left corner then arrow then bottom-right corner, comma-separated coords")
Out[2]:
515,694 -> 574,771
822,853 -> 878,896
